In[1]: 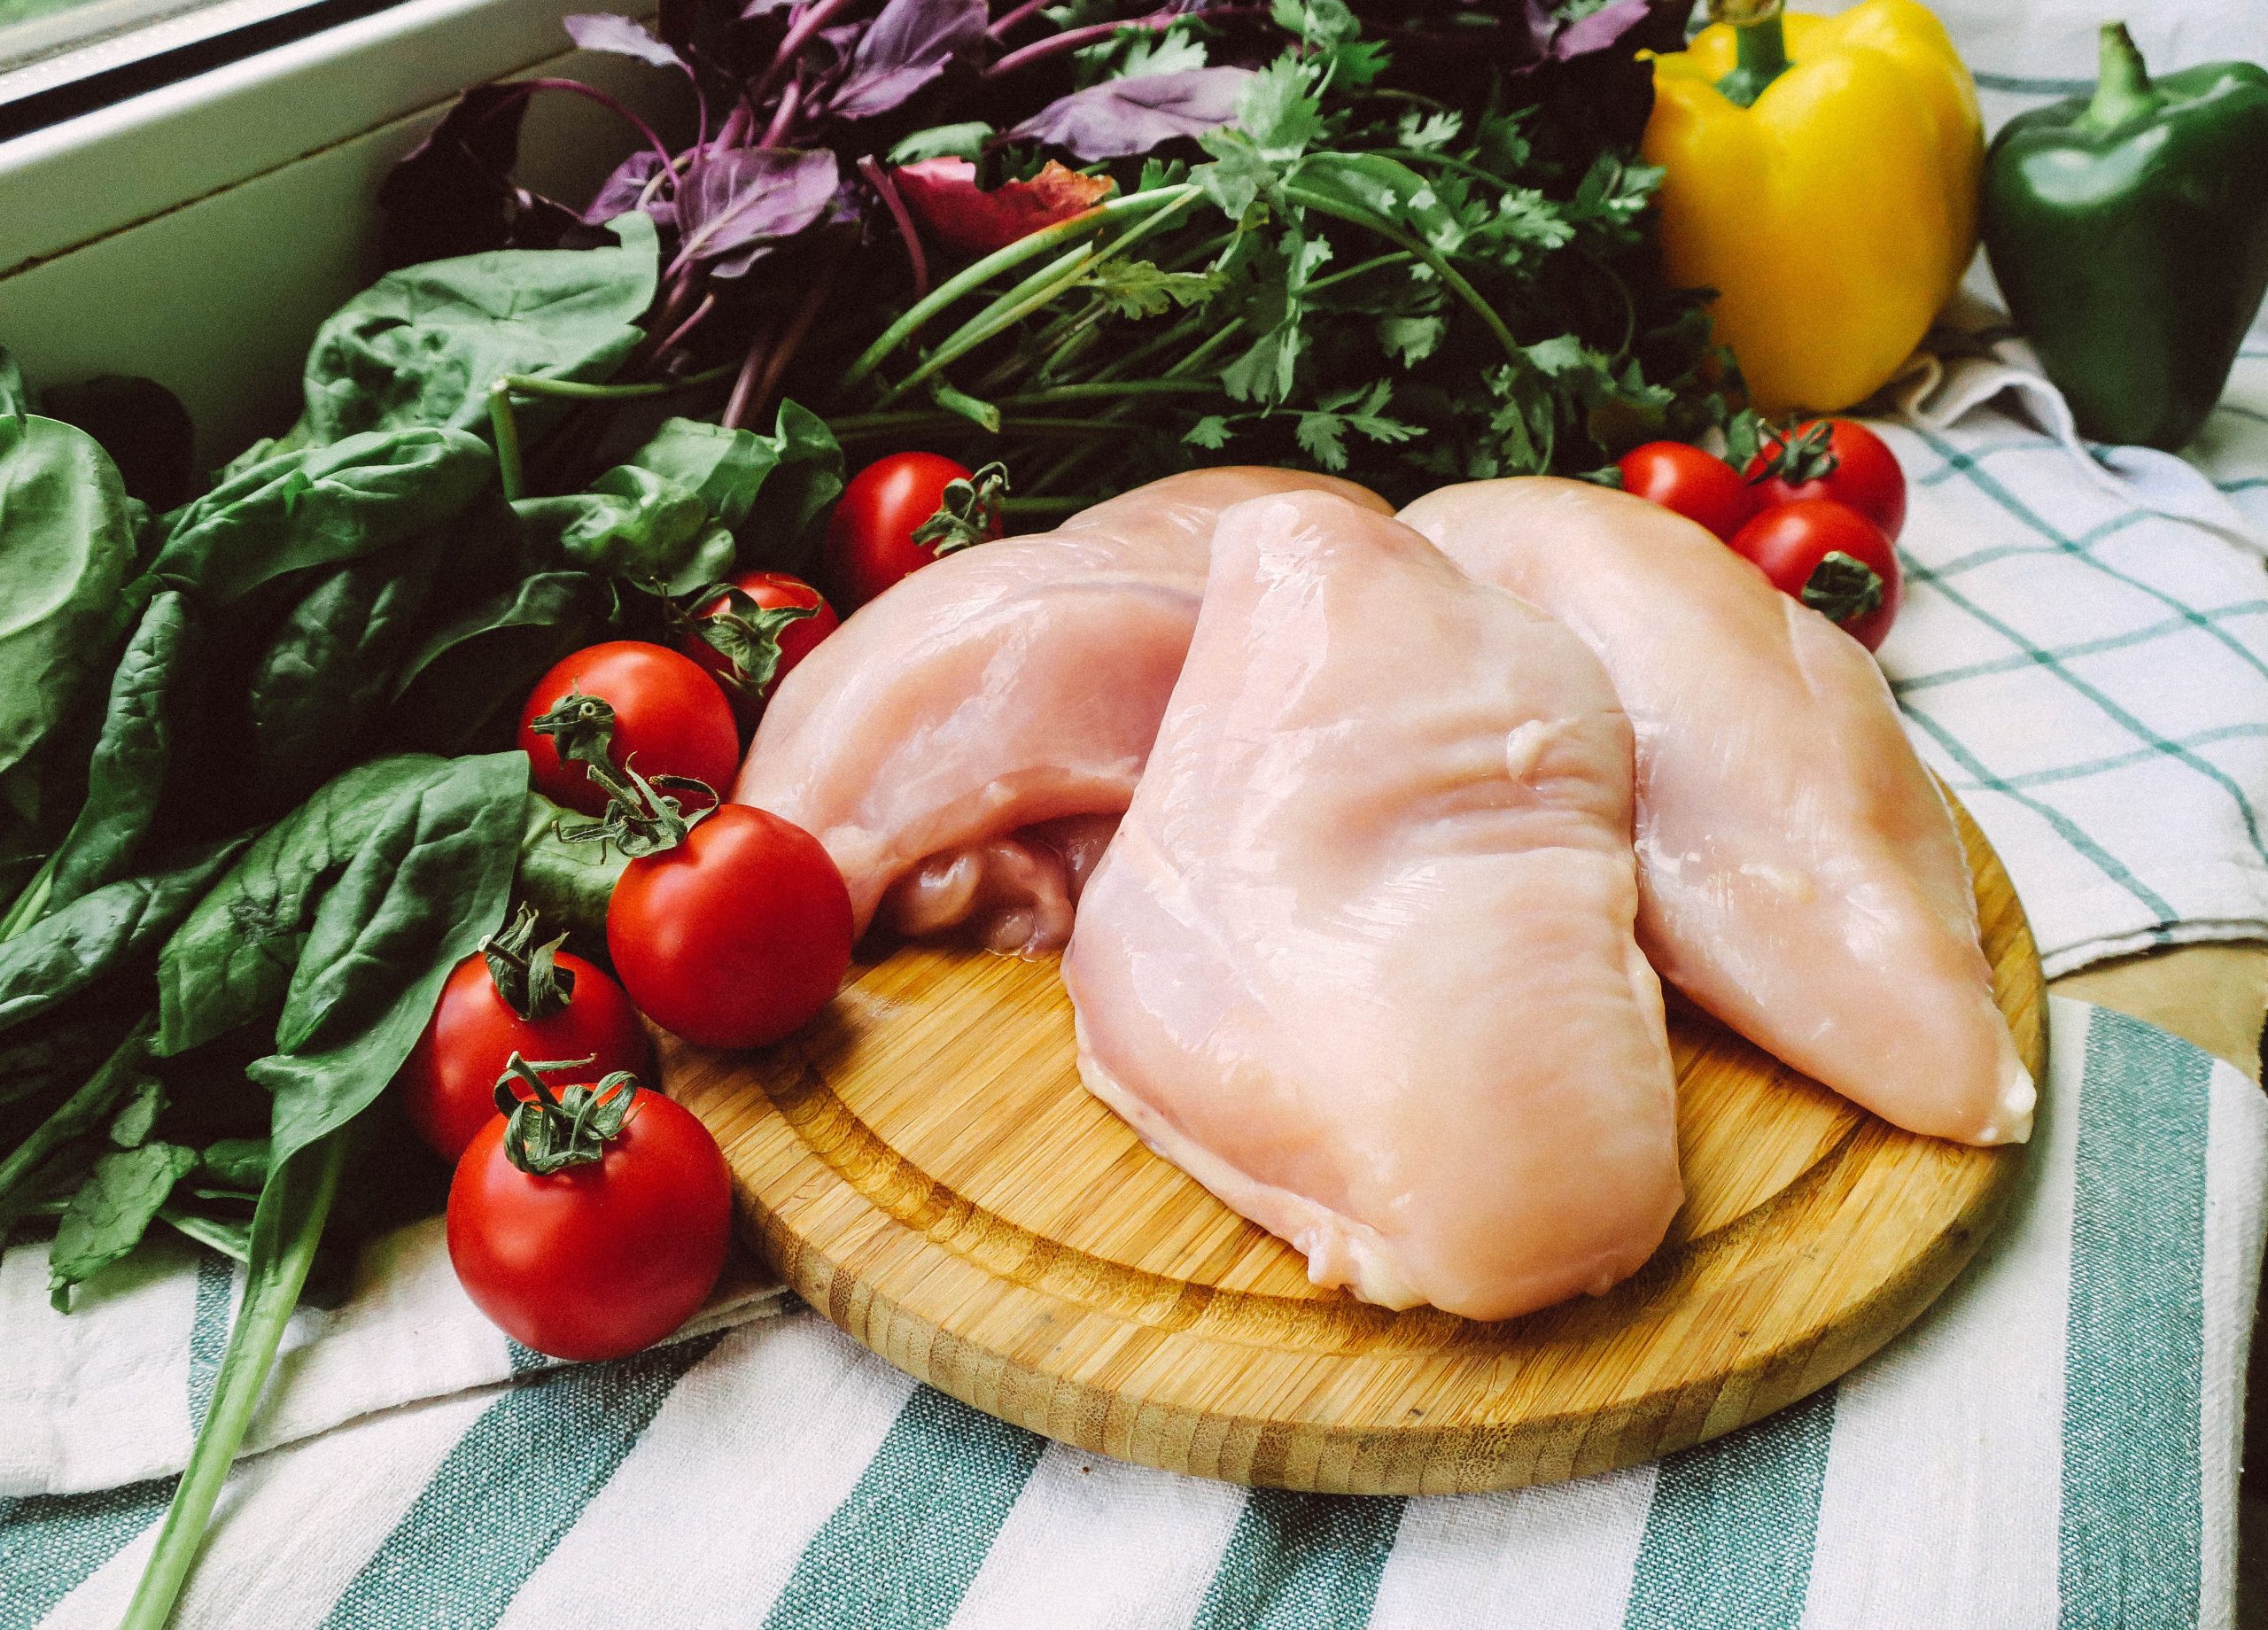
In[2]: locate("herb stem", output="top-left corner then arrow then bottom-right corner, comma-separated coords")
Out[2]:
839,185 -> 1199,392
489,380 -> 525,501
121,1133 -> 346,1630
858,154 -> 930,300
1280,184 -> 1523,367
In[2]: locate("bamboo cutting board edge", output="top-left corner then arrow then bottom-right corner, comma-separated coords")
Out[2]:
668,795 -> 2045,1494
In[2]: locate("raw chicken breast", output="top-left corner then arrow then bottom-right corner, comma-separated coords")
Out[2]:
1063,492 -> 1682,1322
734,468 -> 1387,951
1399,477 -> 2031,1146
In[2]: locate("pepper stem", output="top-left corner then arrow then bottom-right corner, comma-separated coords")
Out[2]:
1713,0 -> 1789,109
2080,21 -> 2160,135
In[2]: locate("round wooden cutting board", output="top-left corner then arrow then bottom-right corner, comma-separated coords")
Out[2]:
665,798 -> 2045,1495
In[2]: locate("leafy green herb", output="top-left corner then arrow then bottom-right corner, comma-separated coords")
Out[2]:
49,1141 -> 199,1308
0,841 -> 245,1039
34,591 -> 201,920
0,415 -> 137,850
155,756 -> 456,1056
149,427 -> 493,606
245,543 -> 444,810
512,790 -> 629,959
249,750 -> 526,1165
516,464 -> 723,592
296,215 -> 660,446
389,571 -> 612,756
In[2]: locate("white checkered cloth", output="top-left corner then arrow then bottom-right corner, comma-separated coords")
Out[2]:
11,3 -> 2268,1623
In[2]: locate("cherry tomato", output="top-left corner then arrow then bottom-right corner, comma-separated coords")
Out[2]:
608,803 -> 854,1050
1744,418 -> 1907,540
400,949 -> 650,1162
447,1083 -> 731,1361
1728,498 -> 1903,651
517,641 -> 740,817
679,570 -> 840,732
1616,441 -> 1759,541
825,452 -> 999,609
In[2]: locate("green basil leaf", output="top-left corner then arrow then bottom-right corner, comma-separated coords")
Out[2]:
388,571 -> 610,756
296,216 -> 660,445
0,841 -> 245,1040
156,755 -> 454,1056
150,427 -> 492,606
49,1140 -> 198,1308
250,750 -> 526,1167
246,543 -> 441,809
0,415 -> 137,827
39,590 -> 201,916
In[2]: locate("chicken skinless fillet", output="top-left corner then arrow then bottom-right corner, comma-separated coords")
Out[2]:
733,468 -> 1388,952
1064,493 -> 1682,1321
1399,477 -> 2033,1146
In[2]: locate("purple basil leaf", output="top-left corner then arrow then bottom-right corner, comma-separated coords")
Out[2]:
676,146 -> 841,276
739,0 -> 793,13
585,149 -> 677,230
1550,0 -> 1660,58
377,84 -> 580,266
1009,66 -> 1254,160
565,12 -> 687,70
830,0 -> 987,120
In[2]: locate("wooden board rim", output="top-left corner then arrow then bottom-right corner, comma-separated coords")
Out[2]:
668,792 -> 2046,1494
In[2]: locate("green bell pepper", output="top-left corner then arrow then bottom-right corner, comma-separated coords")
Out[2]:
1982,22 -> 2268,451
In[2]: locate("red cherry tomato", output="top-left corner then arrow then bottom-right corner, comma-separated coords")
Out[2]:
447,1084 -> 731,1362
1728,498 -> 1903,651
1744,418 -> 1907,540
608,804 -> 853,1050
679,570 -> 840,733
1616,441 -> 1759,541
825,452 -> 999,609
517,641 -> 740,817
400,950 -> 651,1162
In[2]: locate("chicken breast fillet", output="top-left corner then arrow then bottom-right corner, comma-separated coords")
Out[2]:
1399,477 -> 2032,1146
1063,492 -> 1682,1322
734,468 -> 1388,952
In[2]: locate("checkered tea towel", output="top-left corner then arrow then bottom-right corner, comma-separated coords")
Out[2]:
4,999 -> 2262,1630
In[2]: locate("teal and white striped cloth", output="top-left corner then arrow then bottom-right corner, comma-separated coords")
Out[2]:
4,999 -> 2262,1628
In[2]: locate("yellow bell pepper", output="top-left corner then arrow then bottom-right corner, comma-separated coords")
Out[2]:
1642,0 -> 1982,416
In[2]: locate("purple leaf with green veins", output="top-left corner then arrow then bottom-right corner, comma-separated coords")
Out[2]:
674,147 -> 841,276
1012,67 -> 1254,159
831,0 -> 987,120
563,12 -> 686,71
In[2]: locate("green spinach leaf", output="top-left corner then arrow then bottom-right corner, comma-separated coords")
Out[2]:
249,750 -> 525,1166
246,542 -> 441,809
49,1141 -> 198,1308
622,417 -> 776,532
514,464 -> 723,592
149,427 -> 493,606
513,790 -> 628,959
0,1015 -> 155,1235
296,216 -> 659,445
0,415 -> 138,833
0,840 -> 245,1039
38,590 -> 200,917
734,400 -> 844,578
156,755 -> 453,1056
388,571 -> 610,755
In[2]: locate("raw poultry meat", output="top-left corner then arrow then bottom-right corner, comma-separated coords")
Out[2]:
1062,491 -> 1682,1321
733,468 -> 1387,951
1399,477 -> 2032,1146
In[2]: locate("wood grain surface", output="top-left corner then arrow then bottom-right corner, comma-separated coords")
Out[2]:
667,797 -> 2047,1494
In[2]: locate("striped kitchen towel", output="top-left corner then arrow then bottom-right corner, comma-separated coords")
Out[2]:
4,998 -> 2261,1629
